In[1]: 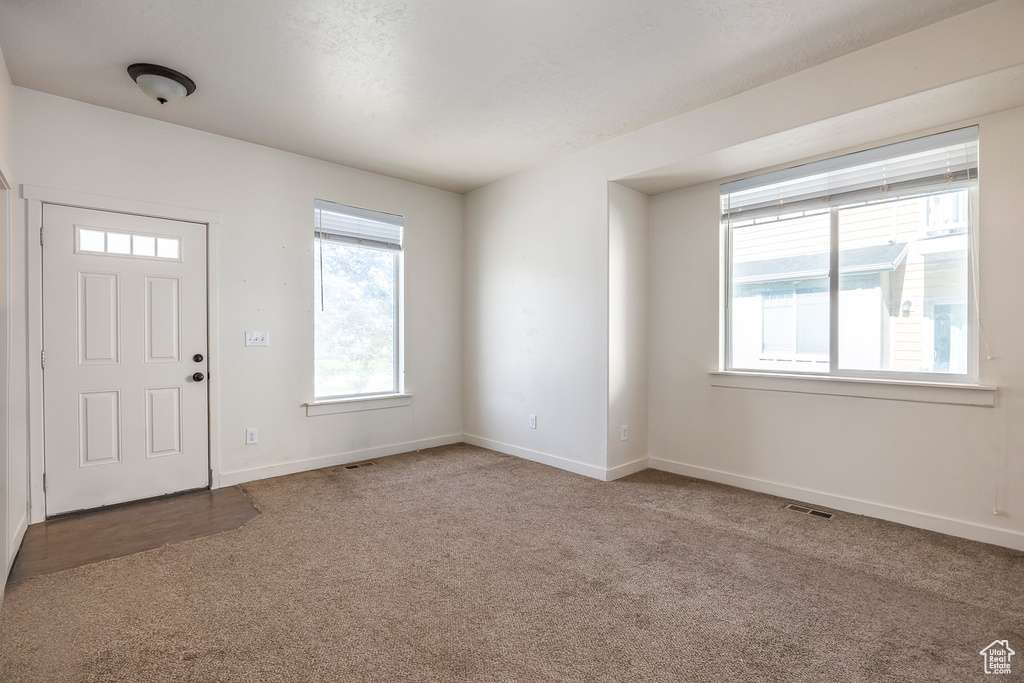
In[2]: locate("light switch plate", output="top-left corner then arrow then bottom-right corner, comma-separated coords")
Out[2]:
246,331 -> 269,347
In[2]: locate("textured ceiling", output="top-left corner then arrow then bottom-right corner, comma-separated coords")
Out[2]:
0,0 -> 996,193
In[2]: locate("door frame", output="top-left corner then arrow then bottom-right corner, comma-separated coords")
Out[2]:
1,168 -> 14,576
24,185 -> 222,523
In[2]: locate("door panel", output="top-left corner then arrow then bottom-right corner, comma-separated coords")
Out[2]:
146,387 -> 182,458
145,276 -> 180,363
78,390 -> 121,466
78,271 -> 120,364
43,205 -> 208,515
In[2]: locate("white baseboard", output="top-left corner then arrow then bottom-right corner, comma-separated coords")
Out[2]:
7,509 -> 28,575
462,434 -> 610,480
606,457 -> 650,481
649,458 -> 1024,552
218,433 -> 463,487
462,434 -> 646,482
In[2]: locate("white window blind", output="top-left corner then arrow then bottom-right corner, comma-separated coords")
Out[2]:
314,199 -> 403,251
721,127 -> 979,222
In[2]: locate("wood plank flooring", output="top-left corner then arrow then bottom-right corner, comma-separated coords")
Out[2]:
6,487 -> 259,583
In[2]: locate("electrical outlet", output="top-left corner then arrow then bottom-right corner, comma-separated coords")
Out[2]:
246,428 -> 258,444
529,414 -> 537,429
621,425 -> 628,441
245,331 -> 269,347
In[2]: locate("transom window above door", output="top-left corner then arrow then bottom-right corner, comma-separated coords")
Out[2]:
76,225 -> 181,261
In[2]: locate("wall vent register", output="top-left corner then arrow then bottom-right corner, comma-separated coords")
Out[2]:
343,461 -> 376,470
784,503 -> 834,519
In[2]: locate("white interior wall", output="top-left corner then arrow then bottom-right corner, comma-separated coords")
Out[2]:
464,1 -> 1024,547
607,182 -> 649,475
648,106 -> 1024,550
10,88 -> 464,522
462,165 -> 610,477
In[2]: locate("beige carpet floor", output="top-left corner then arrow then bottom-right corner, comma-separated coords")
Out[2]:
2,443 -> 1022,682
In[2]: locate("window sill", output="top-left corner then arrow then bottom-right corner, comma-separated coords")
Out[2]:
709,372 -> 995,407
305,394 -> 412,417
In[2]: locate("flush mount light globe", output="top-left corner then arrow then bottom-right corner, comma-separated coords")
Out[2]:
127,63 -> 196,105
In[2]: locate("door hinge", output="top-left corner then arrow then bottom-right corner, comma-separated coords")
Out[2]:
43,473 -> 47,492
39,226 -> 43,246
41,350 -> 46,369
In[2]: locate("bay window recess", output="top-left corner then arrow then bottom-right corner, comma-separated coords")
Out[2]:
314,199 -> 402,400
722,127 -> 980,383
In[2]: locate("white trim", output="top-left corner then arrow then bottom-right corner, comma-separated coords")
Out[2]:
710,371 -> 995,407
25,188 -> 221,521
306,394 -> 412,416
649,458 -> 1024,552
23,185 -> 221,225
6,510 -> 27,574
27,199 -> 44,523
1,172 -> 12,577
218,432 -> 462,487
606,457 -> 650,481
463,433 -> 616,481
206,220 -> 222,489
397,249 -> 406,395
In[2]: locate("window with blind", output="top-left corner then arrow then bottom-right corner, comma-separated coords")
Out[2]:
722,127 -> 978,382
314,199 -> 403,399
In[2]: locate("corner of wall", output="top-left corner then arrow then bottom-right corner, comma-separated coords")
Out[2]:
607,181 -> 650,472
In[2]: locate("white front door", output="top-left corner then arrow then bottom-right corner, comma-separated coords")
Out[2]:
42,205 -> 209,515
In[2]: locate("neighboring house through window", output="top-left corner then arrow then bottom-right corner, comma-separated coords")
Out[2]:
314,199 -> 403,399
722,127 -> 978,382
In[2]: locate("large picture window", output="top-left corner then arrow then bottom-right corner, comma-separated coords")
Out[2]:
314,200 -> 402,399
723,127 -> 978,382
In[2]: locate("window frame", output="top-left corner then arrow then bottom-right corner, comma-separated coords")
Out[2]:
723,169 -> 979,386
312,203 -> 404,403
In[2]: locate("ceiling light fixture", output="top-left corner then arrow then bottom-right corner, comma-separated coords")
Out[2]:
127,63 -> 196,105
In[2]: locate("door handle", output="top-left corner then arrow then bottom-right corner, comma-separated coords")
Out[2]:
192,372 -> 205,382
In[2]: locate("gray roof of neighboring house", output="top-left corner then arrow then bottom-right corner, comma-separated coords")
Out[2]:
733,242 -> 909,283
